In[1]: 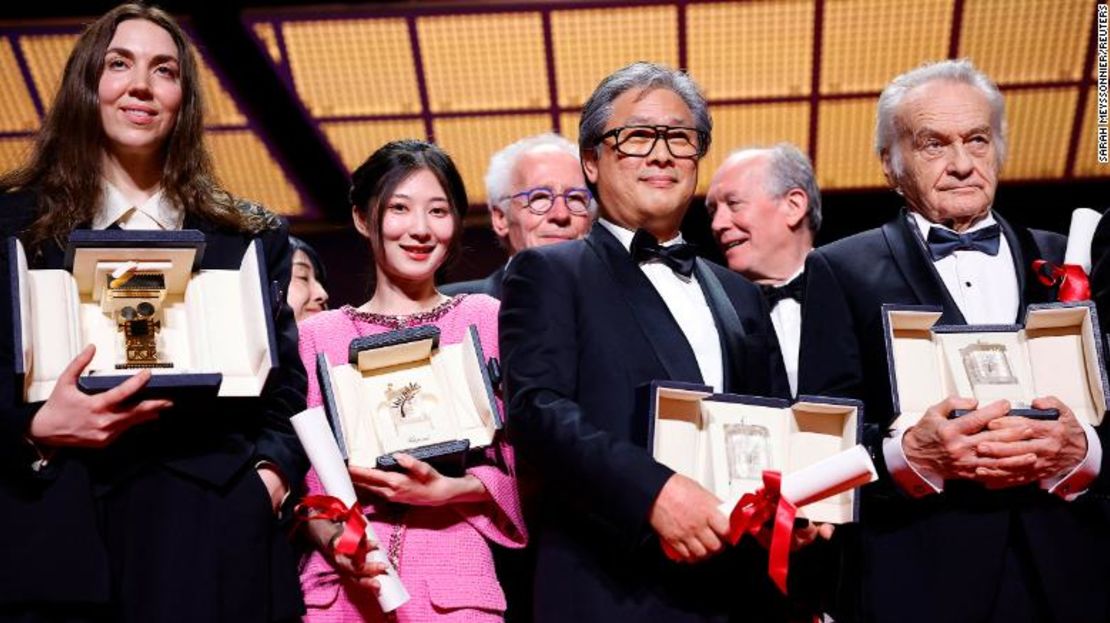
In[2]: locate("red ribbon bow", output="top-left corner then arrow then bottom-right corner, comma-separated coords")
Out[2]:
296,495 -> 367,558
1032,260 -> 1090,302
725,471 -> 797,594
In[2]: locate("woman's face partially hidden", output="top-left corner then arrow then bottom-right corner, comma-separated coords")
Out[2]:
288,249 -> 328,323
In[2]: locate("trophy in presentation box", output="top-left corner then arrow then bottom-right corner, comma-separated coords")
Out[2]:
9,230 -> 279,402
315,325 -> 501,473
882,302 -> 1109,428
644,381 -> 872,524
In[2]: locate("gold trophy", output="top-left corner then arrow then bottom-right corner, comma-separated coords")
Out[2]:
102,265 -> 173,369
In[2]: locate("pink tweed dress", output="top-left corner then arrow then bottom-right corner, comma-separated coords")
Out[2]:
297,294 -> 527,622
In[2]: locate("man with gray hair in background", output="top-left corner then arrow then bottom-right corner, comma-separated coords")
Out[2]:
799,59 -> 1108,622
706,144 -> 821,396
442,133 -> 594,299
500,61 -> 814,622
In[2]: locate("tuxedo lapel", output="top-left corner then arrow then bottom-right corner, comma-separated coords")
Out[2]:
584,223 -> 703,384
693,260 -> 745,393
882,211 -> 966,324
996,213 -> 1061,321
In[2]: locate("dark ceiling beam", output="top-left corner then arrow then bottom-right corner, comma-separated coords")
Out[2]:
187,4 -> 351,222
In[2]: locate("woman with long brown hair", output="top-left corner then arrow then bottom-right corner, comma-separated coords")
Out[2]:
0,4 -> 307,622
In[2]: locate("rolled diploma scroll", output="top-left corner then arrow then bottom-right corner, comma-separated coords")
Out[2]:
718,445 -> 878,516
291,406 -> 410,612
1065,207 -> 1101,274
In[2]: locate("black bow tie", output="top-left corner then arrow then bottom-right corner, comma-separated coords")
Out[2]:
630,229 -> 697,277
926,224 -> 1001,261
760,275 -> 805,307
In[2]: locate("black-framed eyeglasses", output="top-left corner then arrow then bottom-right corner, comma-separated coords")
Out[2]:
595,125 -> 708,159
506,186 -> 592,216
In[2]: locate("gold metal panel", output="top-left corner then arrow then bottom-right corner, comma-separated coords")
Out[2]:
0,38 -> 39,132
551,6 -> 678,108
0,137 -> 32,176
1001,88 -> 1077,180
821,0 -> 951,94
559,111 -> 581,147
252,22 -> 282,65
283,19 -> 421,117
688,1 -> 813,99
1074,89 -> 1110,178
207,130 -> 303,216
697,102 -> 810,193
417,12 -> 548,113
321,119 -> 427,172
960,0 -> 1092,84
816,98 -> 887,189
196,51 -> 246,127
19,34 -> 77,109
433,114 -> 553,204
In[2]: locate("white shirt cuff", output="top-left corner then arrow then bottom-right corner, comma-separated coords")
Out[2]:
883,427 -> 945,497
1041,420 -> 1102,501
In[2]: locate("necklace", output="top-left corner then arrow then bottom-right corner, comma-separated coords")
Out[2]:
343,294 -> 465,330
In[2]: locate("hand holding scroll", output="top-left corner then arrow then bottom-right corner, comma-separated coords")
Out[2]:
650,473 -> 729,563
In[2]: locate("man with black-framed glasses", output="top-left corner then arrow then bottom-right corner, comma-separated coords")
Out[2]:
442,133 -> 594,300
501,62 -> 805,623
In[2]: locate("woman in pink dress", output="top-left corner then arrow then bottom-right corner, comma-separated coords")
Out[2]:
297,140 -> 526,622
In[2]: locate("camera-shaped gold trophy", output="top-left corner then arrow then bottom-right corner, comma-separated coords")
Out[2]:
101,264 -> 173,370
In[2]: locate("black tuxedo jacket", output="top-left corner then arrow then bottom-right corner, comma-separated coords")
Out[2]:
0,191 -> 308,620
1088,210 -> 1110,339
440,264 -> 506,300
501,222 -> 793,622
798,210 -> 1110,623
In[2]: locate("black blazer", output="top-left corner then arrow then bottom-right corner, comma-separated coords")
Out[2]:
0,191 -> 308,619
440,264 -> 506,300
500,222 -> 792,622
798,210 -> 1110,623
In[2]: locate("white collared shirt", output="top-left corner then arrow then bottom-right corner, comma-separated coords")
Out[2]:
599,218 -> 724,392
909,211 -> 1019,325
767,265 -> 805,397
92,182 -> 183,231
885,210 -> 1101,501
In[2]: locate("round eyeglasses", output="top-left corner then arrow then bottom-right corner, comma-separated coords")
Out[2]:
506,186 -> 592,216
595,125 -> 708,159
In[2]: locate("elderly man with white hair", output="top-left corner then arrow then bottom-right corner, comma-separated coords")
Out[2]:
442,133 -> 594,299
706,143 -> 821,396
798,59 -> 1108,623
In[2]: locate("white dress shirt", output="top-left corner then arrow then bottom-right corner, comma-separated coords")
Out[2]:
599,219 -> 724,392
92,182 -> 183,231
884,211 -> 1101,500
767,266 -> 804,397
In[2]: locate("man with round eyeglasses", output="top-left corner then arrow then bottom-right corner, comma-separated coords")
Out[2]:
441,133 -> 594,299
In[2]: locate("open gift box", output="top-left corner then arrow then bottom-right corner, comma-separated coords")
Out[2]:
882,302 -> 1109,429
645,381 -> 865,524
10,230 -> 278,402
315,324 -> 501,472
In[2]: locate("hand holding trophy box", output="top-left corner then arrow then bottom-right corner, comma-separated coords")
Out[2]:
644,381 -> 878,592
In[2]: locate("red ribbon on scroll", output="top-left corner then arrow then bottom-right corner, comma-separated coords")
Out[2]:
1032,260 -> 1090,302
296,495 -> 368,558
724,471 -> 797,594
